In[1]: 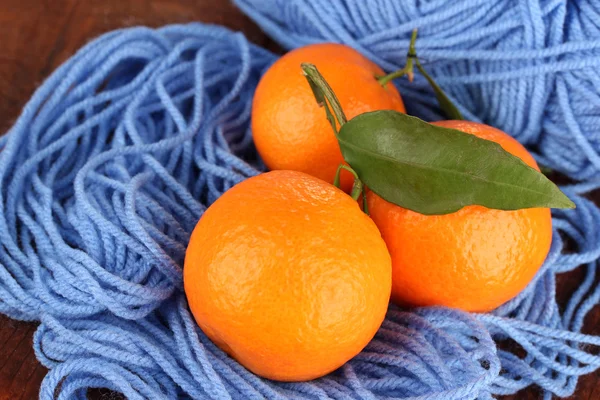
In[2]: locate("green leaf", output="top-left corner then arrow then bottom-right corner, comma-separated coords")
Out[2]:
337,110 -> 575,215
414,59 -> 464,120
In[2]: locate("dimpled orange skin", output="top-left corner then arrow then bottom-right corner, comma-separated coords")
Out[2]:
367,121 -> 553,313
184,170 -> 392,381
252,43 -> 405,190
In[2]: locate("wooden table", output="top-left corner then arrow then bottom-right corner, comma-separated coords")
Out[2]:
0,1 -> 598,399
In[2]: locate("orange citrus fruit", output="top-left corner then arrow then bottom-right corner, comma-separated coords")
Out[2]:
367,120 -> 552,312
184,170 -> 392,381
252,43 -> 405,190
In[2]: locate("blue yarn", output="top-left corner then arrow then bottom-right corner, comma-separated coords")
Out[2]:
0,9 -> 600,400
235,0 -> 600,183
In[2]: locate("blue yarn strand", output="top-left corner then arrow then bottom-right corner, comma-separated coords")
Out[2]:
0,5 -> 600,399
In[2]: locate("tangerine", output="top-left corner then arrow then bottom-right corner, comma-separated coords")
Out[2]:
252,43 -> 405,190
366,121 -> 553,312
184,170 -> 392,381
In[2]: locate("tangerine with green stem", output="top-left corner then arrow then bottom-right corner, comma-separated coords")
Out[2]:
301,62 -> 568,312
251,43 -> 405,190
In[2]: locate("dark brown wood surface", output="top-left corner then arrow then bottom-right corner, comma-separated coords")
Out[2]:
0,1 -> 598,399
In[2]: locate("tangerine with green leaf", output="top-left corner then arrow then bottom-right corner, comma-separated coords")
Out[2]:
366,120 -> 553,312
184,170 -> 392,381
252,43 -> 405,190
301,63 -> 572,312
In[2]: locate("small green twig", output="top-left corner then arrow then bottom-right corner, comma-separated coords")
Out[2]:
350,178 -> 363,202
377,29 -> 418,86
333,164 -> 365,203
377,28 -> 464,120
333,164 -> 344,188
302,63 -> 347,135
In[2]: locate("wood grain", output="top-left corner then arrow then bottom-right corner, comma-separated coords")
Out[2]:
0,0 -> 597,398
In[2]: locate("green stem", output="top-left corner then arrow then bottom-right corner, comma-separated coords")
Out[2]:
333,164 -> 364,202
376,29 -> 463,119
301,63 -> 348,134
377,29 -> 418,86
350,178 -> 363,202
333,164 -> 343,188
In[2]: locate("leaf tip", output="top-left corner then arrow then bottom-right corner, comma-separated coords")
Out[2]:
550,186 -> 576,210
560,196 -> 576,210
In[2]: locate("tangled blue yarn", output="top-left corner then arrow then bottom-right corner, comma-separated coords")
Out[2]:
0,5 -> 599,400
235,0 -> 600,184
